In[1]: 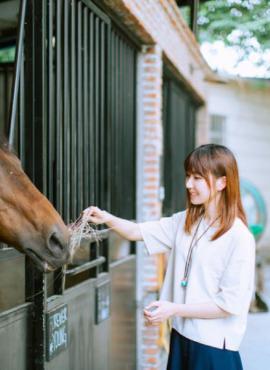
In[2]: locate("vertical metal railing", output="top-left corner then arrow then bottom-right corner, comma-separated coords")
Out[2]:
162,68 -> 199,216
3,0 -> 138,272
27,0 -> 111,225
110,29 -> 137,221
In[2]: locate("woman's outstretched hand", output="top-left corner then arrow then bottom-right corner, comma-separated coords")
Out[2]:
83,206 -> 112,225
144,300 -> 179,325
83,206 -> 143,241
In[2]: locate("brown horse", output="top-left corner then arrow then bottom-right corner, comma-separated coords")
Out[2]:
0,140 -> 70,272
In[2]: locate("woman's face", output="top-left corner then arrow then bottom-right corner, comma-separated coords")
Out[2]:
185,173 -> 212,205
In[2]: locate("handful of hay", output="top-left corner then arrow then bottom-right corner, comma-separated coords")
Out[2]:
68,212 -> 101,255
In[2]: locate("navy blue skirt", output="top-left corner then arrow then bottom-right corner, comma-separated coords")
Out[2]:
167,329 -> 243,370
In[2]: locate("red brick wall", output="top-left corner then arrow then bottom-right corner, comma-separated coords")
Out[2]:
139,45 -> 166,369
98,1 -> 210,368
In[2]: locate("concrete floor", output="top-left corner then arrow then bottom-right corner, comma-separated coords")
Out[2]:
240,266 -> 270,370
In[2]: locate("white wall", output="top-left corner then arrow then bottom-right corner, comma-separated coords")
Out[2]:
204,79 -> 270,250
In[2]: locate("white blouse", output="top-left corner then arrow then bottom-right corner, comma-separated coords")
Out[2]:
139,210 -> 255,351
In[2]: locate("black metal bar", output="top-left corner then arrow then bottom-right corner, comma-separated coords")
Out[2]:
24,0 -> 34,182
118,34 -> 122,216
41,0 -> 48,194
89,11 -> 95,205
107,28 -> 113,214
24,0 -> 46,188
19,52 -> 25,166
100,21 -> 105,211
77,1 -> 83,216
4,66 -> 9,131
25,261 -> 46,370
47,0 -> 54,204
132,49 -> 137,220
55,0 -> 63,213
63,0 -> 70,222
54,0 -> 68,295
65,256 -> 106,276
83,6 -> 89,207
113,32 -> 119,215
70,0 -> 77,221
126,44 -> 132,214
94,16 -> 100,207
122,39 -> 127,215
8,0 -> 27,147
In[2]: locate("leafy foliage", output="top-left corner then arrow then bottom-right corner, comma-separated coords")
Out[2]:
198,0 -> 270,52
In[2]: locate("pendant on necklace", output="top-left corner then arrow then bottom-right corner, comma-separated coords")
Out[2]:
181,280 -> 188,287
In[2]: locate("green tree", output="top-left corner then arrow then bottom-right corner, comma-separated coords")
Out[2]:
198,0 -> 270,54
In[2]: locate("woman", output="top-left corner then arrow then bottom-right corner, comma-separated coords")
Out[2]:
83,144 -> 255,370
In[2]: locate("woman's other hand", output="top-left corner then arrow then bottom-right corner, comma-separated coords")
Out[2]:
144,300 -> 179,325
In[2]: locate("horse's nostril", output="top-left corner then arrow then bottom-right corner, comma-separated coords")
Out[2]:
48,232 -> 65,256
47,225 -> 70,262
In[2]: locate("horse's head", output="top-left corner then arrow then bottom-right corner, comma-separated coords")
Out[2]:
0,143 -> 70,272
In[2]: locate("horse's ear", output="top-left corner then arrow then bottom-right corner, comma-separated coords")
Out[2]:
0,136 -> 17,155
0,136 -> 10,152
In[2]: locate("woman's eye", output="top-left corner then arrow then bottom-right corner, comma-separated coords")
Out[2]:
194,176 -> 202,180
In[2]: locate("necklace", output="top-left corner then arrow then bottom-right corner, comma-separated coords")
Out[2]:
181,216 -> 219,288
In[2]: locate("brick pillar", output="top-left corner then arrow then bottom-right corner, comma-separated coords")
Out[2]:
136,44 -> 165,370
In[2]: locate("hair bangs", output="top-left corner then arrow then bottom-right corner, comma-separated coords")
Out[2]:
184,149 -> 211,180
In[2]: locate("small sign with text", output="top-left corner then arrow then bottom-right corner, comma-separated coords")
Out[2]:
46,304 -> 68,361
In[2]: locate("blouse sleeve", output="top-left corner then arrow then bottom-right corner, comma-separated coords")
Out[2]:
213,231 -> 256,316
138,211 -> 184,255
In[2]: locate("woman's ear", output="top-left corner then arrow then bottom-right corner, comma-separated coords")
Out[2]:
216,176 -> 226,192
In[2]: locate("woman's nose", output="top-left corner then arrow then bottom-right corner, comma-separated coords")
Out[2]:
186,177 -> 192,188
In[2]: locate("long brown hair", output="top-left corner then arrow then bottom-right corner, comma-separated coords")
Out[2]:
184,144 -> 247,240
